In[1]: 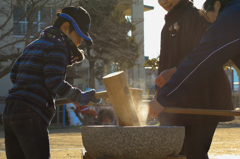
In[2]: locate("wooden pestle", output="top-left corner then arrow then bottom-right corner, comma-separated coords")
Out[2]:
162,107 -> 240,116
55,88 -> 143,107
55,72 -> 141,126
55,70 -> 240,125
103,71 -> 141,126
56,96 -> 240,117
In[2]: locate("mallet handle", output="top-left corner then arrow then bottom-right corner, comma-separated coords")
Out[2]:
163,107 -> 240,116
55,88 -> 142,106
55,91 -> 108,106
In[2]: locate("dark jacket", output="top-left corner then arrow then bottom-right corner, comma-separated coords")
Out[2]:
157,0 -> 234,126
6,36 -> 83,125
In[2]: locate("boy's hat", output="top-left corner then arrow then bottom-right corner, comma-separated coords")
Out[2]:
59,6 -> 93,46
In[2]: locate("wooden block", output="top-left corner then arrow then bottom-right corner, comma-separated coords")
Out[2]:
166,155 -> 187,159
84,152 -> 94,159
81,149 -> 85,159
82,149 -> 115,159
82,149 -> 94,159
96,157 -> 116,159
82,148 -> 186,159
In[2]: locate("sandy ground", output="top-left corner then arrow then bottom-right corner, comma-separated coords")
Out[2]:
0,118 -> 240,159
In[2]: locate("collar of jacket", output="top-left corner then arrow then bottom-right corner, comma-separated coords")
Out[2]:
165,0 -> 192,22
40,26 -> 85,66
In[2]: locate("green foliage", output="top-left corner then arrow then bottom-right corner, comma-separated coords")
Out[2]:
145,57 -> 159,71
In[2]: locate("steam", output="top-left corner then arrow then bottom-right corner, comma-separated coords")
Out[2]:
129,88 -> 151,126
135,104 -> 149,125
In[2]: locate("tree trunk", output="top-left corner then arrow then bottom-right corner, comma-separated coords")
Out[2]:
89,60 -> 95,89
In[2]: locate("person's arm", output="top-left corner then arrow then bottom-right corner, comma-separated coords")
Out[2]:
43,44 -> 99,105
156,9 -> 240,107
44,44 -> 81,102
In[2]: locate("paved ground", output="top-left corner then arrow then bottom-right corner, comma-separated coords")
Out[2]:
0,119 -> 240,159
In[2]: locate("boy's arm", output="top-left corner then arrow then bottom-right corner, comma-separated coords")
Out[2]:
156,9 -> 240,107
43,44 -> 82,103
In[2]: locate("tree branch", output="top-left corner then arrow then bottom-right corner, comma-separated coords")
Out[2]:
0,38 -> 26,50
0,60 -> 15,79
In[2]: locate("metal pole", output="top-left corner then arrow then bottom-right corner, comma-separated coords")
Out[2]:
57,105 -> 59,123
62,104 -> 65,127
56,95 -> 59,124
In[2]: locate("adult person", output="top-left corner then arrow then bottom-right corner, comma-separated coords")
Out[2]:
3,6 -> 100,159
154,0 -> 234,158
151,0 -> 238,158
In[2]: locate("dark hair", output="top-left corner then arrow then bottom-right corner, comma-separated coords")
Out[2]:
53,9 -> 75,33
203,0 -> 220,11
203,0 -> 232,12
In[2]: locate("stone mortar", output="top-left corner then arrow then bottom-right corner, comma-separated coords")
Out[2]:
81,125 -> 185,159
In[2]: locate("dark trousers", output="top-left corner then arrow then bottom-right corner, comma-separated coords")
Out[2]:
179,122 -> 218,159
3,101 -> 50,159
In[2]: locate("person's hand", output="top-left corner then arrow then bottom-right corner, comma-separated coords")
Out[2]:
148,98 -> 165,118
154,67 -> 177,87
79,89 -> 101,105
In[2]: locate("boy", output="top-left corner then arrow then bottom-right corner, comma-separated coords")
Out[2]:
3,6 -> 99,159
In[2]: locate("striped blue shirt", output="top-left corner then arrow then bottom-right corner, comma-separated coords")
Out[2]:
6,36 -> 82,125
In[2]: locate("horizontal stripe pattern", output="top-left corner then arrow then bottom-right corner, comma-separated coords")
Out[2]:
6,36 -> 82,125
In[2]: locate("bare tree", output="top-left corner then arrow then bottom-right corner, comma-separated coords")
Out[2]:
0,0 -> 143,89
0,0 -> 77,78
78,0 -> 140,88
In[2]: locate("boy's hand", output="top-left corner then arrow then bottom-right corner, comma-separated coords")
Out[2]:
154,67 -> 177,87
79,89 -> 101,105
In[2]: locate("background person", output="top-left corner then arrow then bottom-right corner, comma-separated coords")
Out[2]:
155,0 -> 234,158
